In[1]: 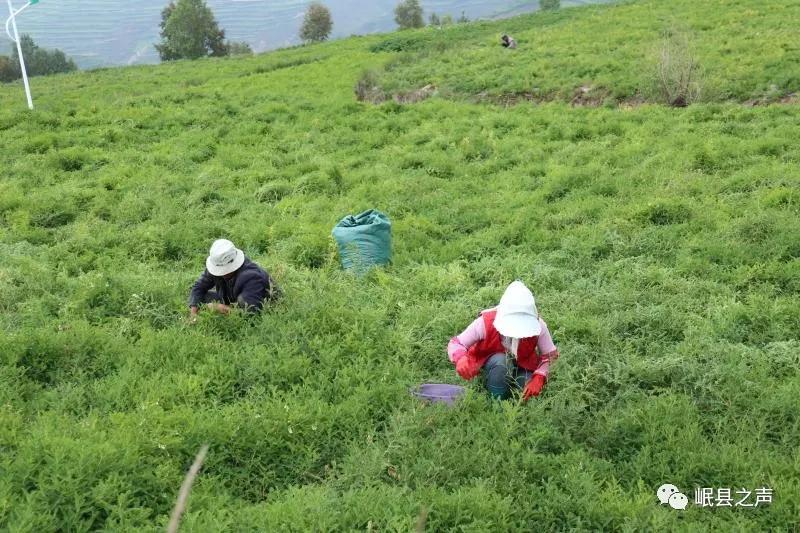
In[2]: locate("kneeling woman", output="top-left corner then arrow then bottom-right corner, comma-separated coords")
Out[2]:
447,281 -> 559,400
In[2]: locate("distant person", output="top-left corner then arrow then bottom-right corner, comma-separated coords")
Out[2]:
188,239 -> 280,321
501,34 -> 517,49
447,281 -> 559,400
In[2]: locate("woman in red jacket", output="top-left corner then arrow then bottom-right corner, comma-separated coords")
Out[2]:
447,281 -> 559,400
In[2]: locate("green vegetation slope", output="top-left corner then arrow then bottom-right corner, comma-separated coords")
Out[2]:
373,0 -> 800,102
0,0 -> 798,530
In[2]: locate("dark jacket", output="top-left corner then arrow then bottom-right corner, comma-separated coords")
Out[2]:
188,257 -> 279,313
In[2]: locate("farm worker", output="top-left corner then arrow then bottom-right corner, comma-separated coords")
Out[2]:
188,239 -> 280,321
501,34 -> 517,49
447,281 -> 559,400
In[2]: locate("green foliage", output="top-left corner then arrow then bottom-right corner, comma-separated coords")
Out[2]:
0,55 -> 16,83
394,0 -> 424,30
428,13 -> 440,27
226,41 -> 253,56
155,0 -> 228,61
0,35 -> 77,82
0,0 -> 799,530
541,0 -> 560,11
369,34 -> 427,53
354,69 -> 386,103
300,2 -> 334,44
368,25 -> 465,54
372,0 -> 800,103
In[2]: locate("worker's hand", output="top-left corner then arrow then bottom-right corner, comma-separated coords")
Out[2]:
456,356 -> 482,381
522,374 -> 546,401
207,303 -> 232,315
188,306 -> 199,324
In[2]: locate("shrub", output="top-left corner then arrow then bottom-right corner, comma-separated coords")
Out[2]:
541,0 -> 560,10
645,29 -> 703,106
50,148 -> 91,172
0,55 -> 19,82
638,201 -> 693,226
285,233 -> 330,269
227,41 -> 253,56
256,180 -> 293,203
354,69 -> 386,103
300,3 -> 334,43
369,34 -> 428,53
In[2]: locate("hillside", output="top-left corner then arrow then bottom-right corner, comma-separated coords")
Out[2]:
1,0 -> 603,68
1,0 -> 799,530
372,0 -> 800,102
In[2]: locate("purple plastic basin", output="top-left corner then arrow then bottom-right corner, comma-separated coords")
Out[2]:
411,384 -> 466,406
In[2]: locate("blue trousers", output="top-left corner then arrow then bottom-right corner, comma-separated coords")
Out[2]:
483,353 -> 535,400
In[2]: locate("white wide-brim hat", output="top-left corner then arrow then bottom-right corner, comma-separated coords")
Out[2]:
493,280 -> 542,338
494,312 -> 542,338
206,239 -> 245,276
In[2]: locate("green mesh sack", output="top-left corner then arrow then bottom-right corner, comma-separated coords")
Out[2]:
332,209 -> 392,273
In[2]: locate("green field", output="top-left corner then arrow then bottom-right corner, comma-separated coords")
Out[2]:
1,0 -> 799,530
372,0 -> 800,103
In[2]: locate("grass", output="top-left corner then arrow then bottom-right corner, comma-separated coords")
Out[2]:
370,0 -> 800,103
0,0 -> 799,530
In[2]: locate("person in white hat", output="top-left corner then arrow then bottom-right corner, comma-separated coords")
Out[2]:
446,280 -> 559,400
188,239 -> 280,321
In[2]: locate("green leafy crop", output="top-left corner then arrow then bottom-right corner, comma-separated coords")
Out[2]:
0,0 -> 798,530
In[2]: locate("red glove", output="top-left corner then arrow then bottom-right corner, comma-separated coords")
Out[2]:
455,356 -> 482,381
522,374 -> 546,401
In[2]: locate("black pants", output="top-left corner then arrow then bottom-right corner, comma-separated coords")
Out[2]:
202,285 -> 282,311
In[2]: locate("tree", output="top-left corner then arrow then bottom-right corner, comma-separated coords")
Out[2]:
300,2 -> 333,43
155,0 -> 228,61
457,11 -> 469,23
441,14 -> 454,26
428,13 -> 440,26
227,41 -> 253,56
394,0 -> 424,30
0,35 -> 77,82
0,55 -> 17,83
541,0 -> 560,11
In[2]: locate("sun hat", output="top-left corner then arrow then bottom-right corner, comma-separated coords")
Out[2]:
206,239 -> 245,276
493,280 -> 541,338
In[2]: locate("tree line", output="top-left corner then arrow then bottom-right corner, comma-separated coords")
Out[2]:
1,0 -> 559,83
0,34 -> 76,83
156,0 -> 479,61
